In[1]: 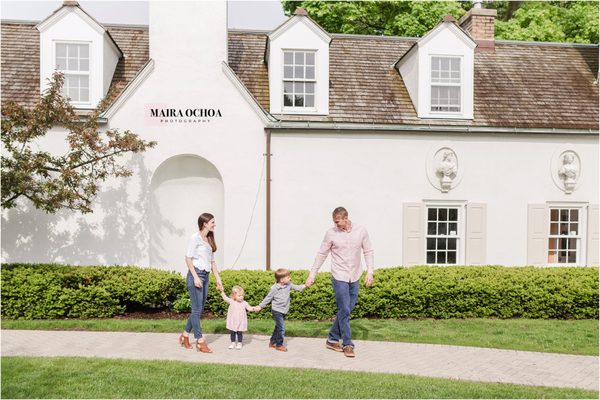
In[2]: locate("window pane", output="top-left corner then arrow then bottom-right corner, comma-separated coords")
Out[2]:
294,95 -> 304,107
68,87 -> 79,101
550,223 -> 558,235
80,76 -> 89,89
56,57 -> 66,70
427,252 -> 436,264
447,251 -> 456,264
449,223 -> 457,235
305,82 -> 315,94
283,94 -> 293,106
295,52 -> 304,65
437,252 -> 446,264
79,59 -> 89,71
448,208 -> 457,221
427,222 -> 436,235
568,251 -> 576,263
437,238 -> 446,250
548,238 -> 557,250
548,251 -> 556,263
294,66 -> 304,79
67,44 -> 78,57
448,238 -> 457,250
284,82 -> 293,94
560,223 -> 568,235
305,95 -> 314,107
294,82 -> 304,93
284,66 -> 293,79
439,208 -> 447,221
560,209 -> 569,221
568,238 -> 577,250
306,66 -> 315,79
80,88 -> 89,102
306,52 -> 315,65
68,58 -> 78,70
438,223 -> 447,235
79,44 -> 89,58
570,209 -> 578,221
427,238 -> 436,250
284,52 -> 293,64
428,208 -> 436,220
56,44 -> 66,57
550,209 -> 559,221
570,223 -> 578,235
558,250 -> 567,263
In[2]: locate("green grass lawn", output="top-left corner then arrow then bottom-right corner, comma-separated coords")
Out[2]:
2,318 -> 597,355
2,356 -> 598,399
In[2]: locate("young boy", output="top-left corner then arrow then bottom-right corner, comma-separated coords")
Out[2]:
256,268 -> 305,352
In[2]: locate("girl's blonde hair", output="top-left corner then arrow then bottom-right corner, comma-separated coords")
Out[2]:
231,285 -> 245,297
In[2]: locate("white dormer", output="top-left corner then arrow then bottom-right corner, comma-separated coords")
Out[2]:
266,8 -> 331,115
395,16 -> 476,120
36,1 -> 122,109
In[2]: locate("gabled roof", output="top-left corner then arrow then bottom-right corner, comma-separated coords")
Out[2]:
1,21 -> 598,131
268,8 -> 331,44
36,1 -> 122,57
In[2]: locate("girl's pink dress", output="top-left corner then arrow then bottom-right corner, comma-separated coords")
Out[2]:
222,294 -> 252,331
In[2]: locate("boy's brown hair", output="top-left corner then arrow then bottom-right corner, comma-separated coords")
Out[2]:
274,268 -> 290,283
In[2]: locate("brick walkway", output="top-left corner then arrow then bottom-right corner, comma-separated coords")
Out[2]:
2,330 -> 598,390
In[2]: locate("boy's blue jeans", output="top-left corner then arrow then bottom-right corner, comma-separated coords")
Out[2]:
184,269 -> 209,340
270,310 -> 286,346
329,277 -> 360,348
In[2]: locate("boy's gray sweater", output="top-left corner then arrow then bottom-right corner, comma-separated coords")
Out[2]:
258,282 -> 304,314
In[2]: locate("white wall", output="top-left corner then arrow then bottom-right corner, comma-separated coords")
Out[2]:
270,131 -> 598,269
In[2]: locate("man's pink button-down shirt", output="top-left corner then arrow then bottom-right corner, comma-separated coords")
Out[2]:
309,224 -> 374,283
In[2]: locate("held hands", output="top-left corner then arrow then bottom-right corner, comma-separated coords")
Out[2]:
216,280 -> 224,292
304,276 -> 314,288
253,306 -> 262,312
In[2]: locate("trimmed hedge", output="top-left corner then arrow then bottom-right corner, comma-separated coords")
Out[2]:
1,264 -> 598,319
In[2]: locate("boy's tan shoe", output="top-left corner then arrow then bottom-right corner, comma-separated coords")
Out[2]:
275,345 -> 287,352
326,340 -> 344,352
343,345 -> 355,358
269,342 -> 277,348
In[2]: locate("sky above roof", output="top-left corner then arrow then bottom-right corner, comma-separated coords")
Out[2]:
0,0 -> 287,30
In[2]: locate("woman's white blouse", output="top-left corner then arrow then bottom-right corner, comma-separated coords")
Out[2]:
185,232 -> 214,272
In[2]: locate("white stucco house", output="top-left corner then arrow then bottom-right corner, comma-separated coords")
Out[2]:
1,1 -> 598,274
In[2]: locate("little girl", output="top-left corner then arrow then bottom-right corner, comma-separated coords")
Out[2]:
219,285 -> 259,349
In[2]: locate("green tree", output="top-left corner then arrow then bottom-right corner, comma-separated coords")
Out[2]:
1,72 -> 156,214
282,0 -> 599,44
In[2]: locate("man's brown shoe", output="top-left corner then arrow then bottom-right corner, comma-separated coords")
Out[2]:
343,345 -> 355,358
275,345 -> 287,352
326,340 -> 344,352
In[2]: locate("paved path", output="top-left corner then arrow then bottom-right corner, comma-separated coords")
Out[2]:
2,330 -> 598,391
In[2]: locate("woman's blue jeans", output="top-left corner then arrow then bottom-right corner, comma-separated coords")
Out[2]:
184,269 -> 209,340
329,278 -> 360,347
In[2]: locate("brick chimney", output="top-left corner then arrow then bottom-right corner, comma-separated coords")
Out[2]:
459,1 -> 497,51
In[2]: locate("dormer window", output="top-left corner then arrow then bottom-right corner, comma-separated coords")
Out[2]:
283,50 -> 315,109
431,56 -> 461,113
56,42 -> 90,103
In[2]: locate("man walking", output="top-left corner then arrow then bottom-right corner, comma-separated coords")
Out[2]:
305,206 -> 374,357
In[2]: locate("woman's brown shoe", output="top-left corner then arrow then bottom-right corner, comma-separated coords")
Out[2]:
179,334 -> 192,349
196,340 -> 213,353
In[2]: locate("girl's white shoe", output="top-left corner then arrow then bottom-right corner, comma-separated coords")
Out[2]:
228,342 -> 236,350
235,342 -> 243,350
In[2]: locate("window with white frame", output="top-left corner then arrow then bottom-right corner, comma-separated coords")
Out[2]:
283,50 -> 315,108
430,56 -> 461,113
548,208 -> 582,265
55,43 -> 90,103
426,206 -> 461,264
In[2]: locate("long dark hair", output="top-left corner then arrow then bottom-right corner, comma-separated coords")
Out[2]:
198,213 -> 217,252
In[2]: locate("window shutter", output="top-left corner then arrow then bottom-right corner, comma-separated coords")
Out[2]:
587,204 -> 599,266
466,203 -> 487,265
403,203 -> 425,265
527,204 -> 549,265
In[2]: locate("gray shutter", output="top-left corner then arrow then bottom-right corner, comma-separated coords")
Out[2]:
587,204 -> 599,266
403,203 -> 425,265
527,204 -> 548,265
466,203 -> 487,265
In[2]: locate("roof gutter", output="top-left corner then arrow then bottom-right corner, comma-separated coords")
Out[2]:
264,120 -> 599,135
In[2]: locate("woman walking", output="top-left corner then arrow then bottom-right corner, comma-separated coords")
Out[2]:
179,213 -> 223,353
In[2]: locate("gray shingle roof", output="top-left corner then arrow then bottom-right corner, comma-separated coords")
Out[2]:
2,21 -> 598,130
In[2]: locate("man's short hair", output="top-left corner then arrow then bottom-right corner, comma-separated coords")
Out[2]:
274,268 -> 290,283
332,206 -> 348,218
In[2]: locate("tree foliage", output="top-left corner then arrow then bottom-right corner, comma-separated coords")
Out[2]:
1,72 -> 156,214
282,0 -> 599,44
